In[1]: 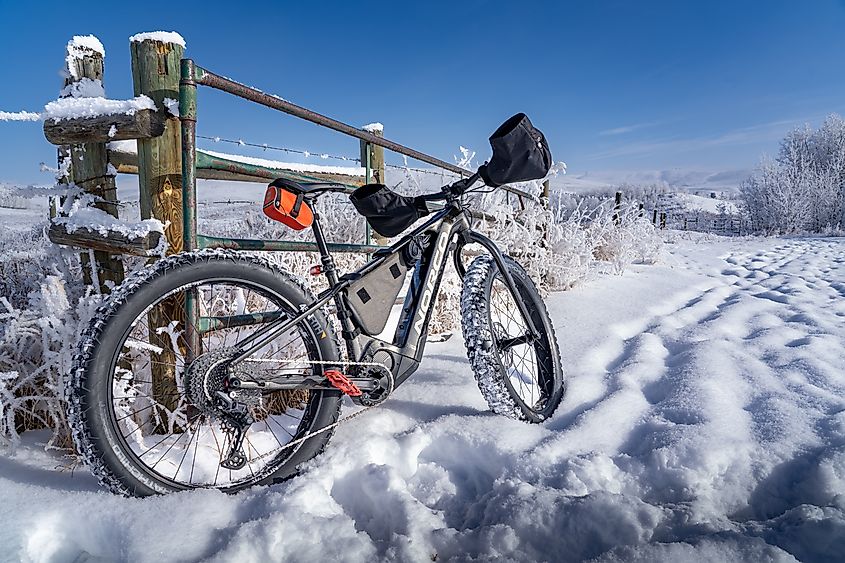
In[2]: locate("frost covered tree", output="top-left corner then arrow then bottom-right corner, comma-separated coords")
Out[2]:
740,114 -> 845,233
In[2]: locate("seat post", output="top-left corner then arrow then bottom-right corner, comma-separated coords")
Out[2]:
310,203 -> 361,360
309,205 -> 338,286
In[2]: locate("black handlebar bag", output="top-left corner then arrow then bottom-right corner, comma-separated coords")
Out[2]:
479,113 -> 552,187
349,184 -> 429,238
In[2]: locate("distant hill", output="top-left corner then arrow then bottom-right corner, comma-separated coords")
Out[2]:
551,168 -> 750,194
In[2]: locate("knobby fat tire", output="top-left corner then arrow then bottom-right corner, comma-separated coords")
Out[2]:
460,254 -> 565,422
65,250 -> 342,497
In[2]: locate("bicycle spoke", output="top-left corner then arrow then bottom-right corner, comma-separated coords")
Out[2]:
107,276 -> 322,490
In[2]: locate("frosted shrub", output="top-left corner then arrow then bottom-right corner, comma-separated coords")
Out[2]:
0,168 -> 663,448
0,254 -> 102,449
741,114 -> 845,233
588,201 -> 662,274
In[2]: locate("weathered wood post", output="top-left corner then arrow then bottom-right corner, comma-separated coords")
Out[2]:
130,32 -> 185,419
613,191 -> 622,225
652,209 -> 658,225
131,33 -> 185,254
541,179 -> 552,247
61,36 -> 125,291
660,212 -> 667,229
638,203 -> 644,218
360,124 -> 386,244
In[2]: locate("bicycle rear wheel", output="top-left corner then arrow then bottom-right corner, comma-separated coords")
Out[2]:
66,251 -> 341,496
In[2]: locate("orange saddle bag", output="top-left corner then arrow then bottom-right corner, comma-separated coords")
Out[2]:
262,184 -> 314,230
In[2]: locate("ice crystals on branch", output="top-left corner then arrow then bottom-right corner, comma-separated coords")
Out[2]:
0,111 -> 41,122
456,146 -> 476,170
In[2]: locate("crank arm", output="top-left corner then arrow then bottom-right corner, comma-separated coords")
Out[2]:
233,376 -> 379,392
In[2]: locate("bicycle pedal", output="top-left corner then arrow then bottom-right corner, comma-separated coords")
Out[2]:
324,369 -> 362,396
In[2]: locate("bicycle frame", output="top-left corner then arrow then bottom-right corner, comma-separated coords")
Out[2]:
225,194 -> 539,393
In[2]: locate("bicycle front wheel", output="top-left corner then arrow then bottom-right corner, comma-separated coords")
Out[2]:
461,254 -> 564,422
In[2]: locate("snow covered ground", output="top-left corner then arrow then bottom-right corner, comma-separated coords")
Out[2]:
1,235 -> 844,562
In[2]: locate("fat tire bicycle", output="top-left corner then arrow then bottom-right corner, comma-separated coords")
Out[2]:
65,114 -> 565,496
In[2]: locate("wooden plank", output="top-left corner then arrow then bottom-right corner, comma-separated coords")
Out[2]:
44,109 -> 166,145
107,149 -> 366,186
194,167 -> 365,186
48,222 -> 162,256
108,148 -> 139,174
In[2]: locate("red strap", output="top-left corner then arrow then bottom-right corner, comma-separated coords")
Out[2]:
324,369 -> 362,396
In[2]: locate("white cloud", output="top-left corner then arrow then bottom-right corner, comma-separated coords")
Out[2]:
586,115 -> 826,161
598,121 -> 661,136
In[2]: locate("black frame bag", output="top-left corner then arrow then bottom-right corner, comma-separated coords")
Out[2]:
479,113 -> 552,187
349,184 -> 430,238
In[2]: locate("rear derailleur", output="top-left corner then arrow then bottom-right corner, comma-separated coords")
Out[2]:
213,391 -> 253,470
184,349 -> 260,471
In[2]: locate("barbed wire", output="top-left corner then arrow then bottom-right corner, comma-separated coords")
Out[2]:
197,135 -> 358,162
196,134 -> 464,178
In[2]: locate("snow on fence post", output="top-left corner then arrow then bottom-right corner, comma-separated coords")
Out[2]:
660,212 -> 667,229
360,124 -> 387,245
130,33 -> 186,420
61,36 -> 125,291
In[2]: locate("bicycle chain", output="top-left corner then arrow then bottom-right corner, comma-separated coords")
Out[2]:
236,357 -> 391,458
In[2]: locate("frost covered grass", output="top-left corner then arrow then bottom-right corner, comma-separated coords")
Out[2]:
0,172 -> 660,449
0,230 -> 103,449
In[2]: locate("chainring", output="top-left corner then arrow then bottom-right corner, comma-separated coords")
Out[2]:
352,364 -> 394,407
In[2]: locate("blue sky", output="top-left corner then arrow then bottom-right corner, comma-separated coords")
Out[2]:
1,0 -> 844,185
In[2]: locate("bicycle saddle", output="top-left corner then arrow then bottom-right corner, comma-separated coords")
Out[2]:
268,177 -> 349,198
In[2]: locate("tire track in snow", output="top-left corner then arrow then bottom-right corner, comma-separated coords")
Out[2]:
520,238 -> 845,560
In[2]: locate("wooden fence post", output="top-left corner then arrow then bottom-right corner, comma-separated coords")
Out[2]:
360,125 -> 387,244
660,212 -> 667,229
638,203 -> 644,218
652,209 -> 658,225
613,191 -> 622,225
62,37 -> 124,291
131,35 -> 185,254
130,34 -> 185,420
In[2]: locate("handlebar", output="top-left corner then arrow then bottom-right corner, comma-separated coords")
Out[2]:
416,171 -> 482,204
